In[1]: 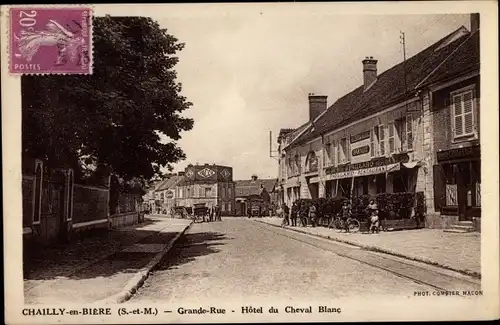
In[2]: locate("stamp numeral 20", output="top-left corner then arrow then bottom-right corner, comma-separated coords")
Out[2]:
19,10 -> 37,29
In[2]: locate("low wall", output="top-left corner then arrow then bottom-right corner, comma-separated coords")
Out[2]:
73,184 -> 109,224
425,213 -> 459,229
109,211 -> 139,229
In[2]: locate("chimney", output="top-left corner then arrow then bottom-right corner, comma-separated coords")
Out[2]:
308,94 -> 328,122
362,56 -> 378,90
470,13 -> 479,33
251,175 -> 258,181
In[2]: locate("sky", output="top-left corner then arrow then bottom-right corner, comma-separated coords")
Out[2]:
151,9 -> 471,180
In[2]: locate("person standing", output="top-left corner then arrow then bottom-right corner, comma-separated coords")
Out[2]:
308,203 -> 317,227
281,203 -> 290,227
341,201 -> 352,232
290,203 -> 297,227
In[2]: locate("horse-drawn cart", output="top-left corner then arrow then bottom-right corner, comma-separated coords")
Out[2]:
192,203 -> 210,223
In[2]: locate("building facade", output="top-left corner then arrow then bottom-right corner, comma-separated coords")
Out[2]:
234,175 -> 276,216
176,164 -> 236,215
278,20 -> 479,231
416,17 -> 480,231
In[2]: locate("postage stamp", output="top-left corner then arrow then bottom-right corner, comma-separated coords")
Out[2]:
9,7 -> 92,74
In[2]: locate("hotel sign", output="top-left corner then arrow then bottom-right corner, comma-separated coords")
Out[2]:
325,164 -> 401,180
325,153 -> 409,175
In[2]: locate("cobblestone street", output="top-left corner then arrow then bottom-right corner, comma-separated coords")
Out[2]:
130,218 -> 480,304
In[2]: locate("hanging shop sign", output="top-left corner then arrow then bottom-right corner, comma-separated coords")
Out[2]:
436,144 -> 480,162
165,190 -> 175,199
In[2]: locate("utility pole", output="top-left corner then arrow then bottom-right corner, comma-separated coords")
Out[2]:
400,31 -> 408,110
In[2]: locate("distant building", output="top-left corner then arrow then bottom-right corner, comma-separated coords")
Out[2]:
234,175 -> 276,216
155,174 -> 184,215
176,163 -> 235,215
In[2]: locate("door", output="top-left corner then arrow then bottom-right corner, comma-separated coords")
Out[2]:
40,170 -> 66,245
457,162 -> 473,221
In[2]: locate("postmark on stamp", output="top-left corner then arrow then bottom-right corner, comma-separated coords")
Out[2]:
9,7 -> 92,74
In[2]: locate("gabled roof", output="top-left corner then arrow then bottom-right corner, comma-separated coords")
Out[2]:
235,178 -> 276,197
417,29 -> 479,87
156,175 -> 183,191
288,26 -> 472,148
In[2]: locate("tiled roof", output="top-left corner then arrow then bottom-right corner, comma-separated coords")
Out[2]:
235,178 -> 277,197
288,26 -> 472,148
156,175 -> 183,191
418,29 -> 479,87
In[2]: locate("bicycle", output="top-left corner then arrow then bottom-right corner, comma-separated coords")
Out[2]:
329,215 -> 360,233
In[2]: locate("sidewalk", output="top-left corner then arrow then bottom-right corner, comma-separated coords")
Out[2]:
256,217 -> 481,278
24,216 -> 192,304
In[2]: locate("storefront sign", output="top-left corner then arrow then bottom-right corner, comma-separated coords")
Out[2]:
324,153 -> 409,175
352,145 -> 370,157
325,163 -> 400,180
350,130 -> 371,143
437,145 -> 480,162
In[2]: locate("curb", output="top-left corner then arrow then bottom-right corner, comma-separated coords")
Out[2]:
96,221 -> 194,304
255,219 -> 481,280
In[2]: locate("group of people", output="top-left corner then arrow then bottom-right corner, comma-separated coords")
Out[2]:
279,199 -> 382,234
206,205 -> 222,222
279,201 -> 319,228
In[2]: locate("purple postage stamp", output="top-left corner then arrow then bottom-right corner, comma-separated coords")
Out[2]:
9,7 -> 92,74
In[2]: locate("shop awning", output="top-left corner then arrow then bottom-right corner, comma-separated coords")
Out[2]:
402,161 -> 422,169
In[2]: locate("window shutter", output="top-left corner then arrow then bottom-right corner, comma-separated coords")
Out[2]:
388,122 -> 395,153
406,116 -> 413,150
331,141 -> 336,166
463,91 -> 474,135
379,125 -> 385,156
347,138 -> 351,162
370,129 -> 375,157
453,94 -> 464,137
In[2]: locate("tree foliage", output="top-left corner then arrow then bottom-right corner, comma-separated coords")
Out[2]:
22,16 -> 193,181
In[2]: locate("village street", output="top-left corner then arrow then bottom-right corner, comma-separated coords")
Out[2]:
129,217 -> 480,304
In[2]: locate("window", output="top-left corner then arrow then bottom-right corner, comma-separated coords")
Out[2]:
406,116 -> 414,150
205,187 -> 212,198
336,140 -> 341,165
370,127 -> 378,157
388,122 -> 395,154
323,143 -> 331,166
379,125 -> 385,156
228,186 -> 232,198
340,138 -> 349,163
228,202 -> 232,212
331,141 -> 336,166
294,154 -> 300,174
452,90 -> 475,138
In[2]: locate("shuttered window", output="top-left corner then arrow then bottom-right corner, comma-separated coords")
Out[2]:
323,143 -> 331,166
331,141 -> 336,167
406,116 -> 414,150
370,128 -> 375,157
379,125 -> 385,156
388,122 -> 395,154
452,90 -> 475,138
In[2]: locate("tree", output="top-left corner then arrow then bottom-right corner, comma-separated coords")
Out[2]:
22,16 -> 193,181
